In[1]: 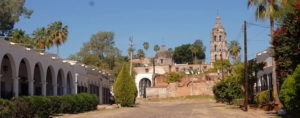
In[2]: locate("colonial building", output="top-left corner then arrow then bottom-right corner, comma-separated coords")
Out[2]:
0,39 -> 111,104
254,48 -> 277,93
210,16 -> 229,63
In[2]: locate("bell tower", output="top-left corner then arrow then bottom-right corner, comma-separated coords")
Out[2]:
210,16 -> 229,63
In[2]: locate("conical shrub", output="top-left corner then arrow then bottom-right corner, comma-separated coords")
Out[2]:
113,64 -> 137,107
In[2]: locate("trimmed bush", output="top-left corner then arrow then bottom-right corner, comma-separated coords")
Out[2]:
280,64 -> 300,113
12,93 -> 99,117
213,76 -> 242,104
13,96 -> 35,118
31,96 -> 52,118
113,64 -> 137,107
0,98 -> 15,118
254,90 -> 271,105
48,96 -> 62,114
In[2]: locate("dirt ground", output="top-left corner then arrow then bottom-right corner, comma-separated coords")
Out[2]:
56,97 -> 277,118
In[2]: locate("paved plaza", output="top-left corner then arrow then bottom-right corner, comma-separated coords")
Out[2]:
57,98 -> 275,118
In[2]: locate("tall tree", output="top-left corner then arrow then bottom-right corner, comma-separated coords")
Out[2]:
154,44 -> 160,52
47,21 -> 68,57
137,49 -> 145,59
189,45 -> 198,64
248,0 -> 288,108
32,27 -> 52,51
168,48 -> 174,55
173,44 -> 205,64
143,42 -> 149,52
7,29 -> 32,48
0,0 -> 33,37
194,39 -> 206,52
228,40 -> 241,62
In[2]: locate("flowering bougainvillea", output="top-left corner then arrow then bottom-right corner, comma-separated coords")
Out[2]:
272,1 -> 300,81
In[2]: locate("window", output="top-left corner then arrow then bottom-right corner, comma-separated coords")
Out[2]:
214,45 -> 217,51
160,59 -> 164,63
189,67 -> 193,70
214,35 -> 217,41
145,69 -> 149,73
220,46 -> 222,51
220,54 -> 222,59
176,68 -> 179,72
215,54 -> 217,60
219,35 -> 222,41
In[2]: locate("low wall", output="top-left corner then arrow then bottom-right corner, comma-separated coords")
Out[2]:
146,74 -> 218,98
146,87 -> 167,98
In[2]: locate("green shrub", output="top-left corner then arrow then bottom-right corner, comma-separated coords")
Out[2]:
12,93 -> 99,117
48,96 -> 62,114
31,96 -> 52,117
254,90 -> 271,105
166,72 -> 183,83
0,98 -> 15,118
213,76 -> 242,104
113,64 -> 137,107
280,64 -> 300,113
13,96 -> 35,118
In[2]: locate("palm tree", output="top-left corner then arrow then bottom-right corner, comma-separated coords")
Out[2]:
143,42 -> 149,51
189,45 -> 198,64
154,44 -> 160,52
248,0 -> 287,108
47,21 -> 68,57
32,27 -> 52,52
228,40 -> 241,62
143,42 -> 149,57
137,49 -> 145,59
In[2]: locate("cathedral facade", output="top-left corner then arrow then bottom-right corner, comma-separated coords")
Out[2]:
210,16 -> 229,63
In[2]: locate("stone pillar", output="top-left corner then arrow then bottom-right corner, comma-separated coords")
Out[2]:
73,73 -> 78,94
0,74 -> 2,97
53,83 -> 57,96
99,83 -> 103,104
42,81 -> 47,96
28,78 -> 34,96
63,86 -> 67,95
13,77 -> 20,97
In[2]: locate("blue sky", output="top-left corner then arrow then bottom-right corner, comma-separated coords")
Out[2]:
15,0 -> 272,63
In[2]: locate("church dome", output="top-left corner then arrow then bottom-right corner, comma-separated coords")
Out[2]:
155,44 -> 172,58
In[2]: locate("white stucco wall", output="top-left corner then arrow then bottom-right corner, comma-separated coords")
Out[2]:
135,73 -> 153,97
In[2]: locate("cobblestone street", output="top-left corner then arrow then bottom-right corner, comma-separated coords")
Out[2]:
57,98 -> 275,118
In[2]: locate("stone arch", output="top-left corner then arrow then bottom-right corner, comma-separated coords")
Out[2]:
18,58 -> 31,96
66,71 -> 72,94
33,62 -> 44,96
57,69 -> 65,95
46,66 -> 55,96
139,78 -> 151,98
0,54 -> 16,99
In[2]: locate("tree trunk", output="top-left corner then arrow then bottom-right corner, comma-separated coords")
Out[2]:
270,18 -> 282,109
57,45 -> 59,58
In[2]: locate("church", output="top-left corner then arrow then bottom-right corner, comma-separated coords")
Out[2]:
133,16 -> 229,98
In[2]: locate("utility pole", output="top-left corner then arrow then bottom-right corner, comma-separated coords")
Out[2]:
243,21 -> 248,111
129,37 -> 133,76
221,52 -> 224,79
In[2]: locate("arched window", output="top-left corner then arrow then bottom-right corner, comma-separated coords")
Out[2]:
220,54 -> 222,59
220,46 -> 222,51
215,54 -> 217,60
214,35 -> 217,41
214,45 -> 217,51
219,35 -> 222,41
